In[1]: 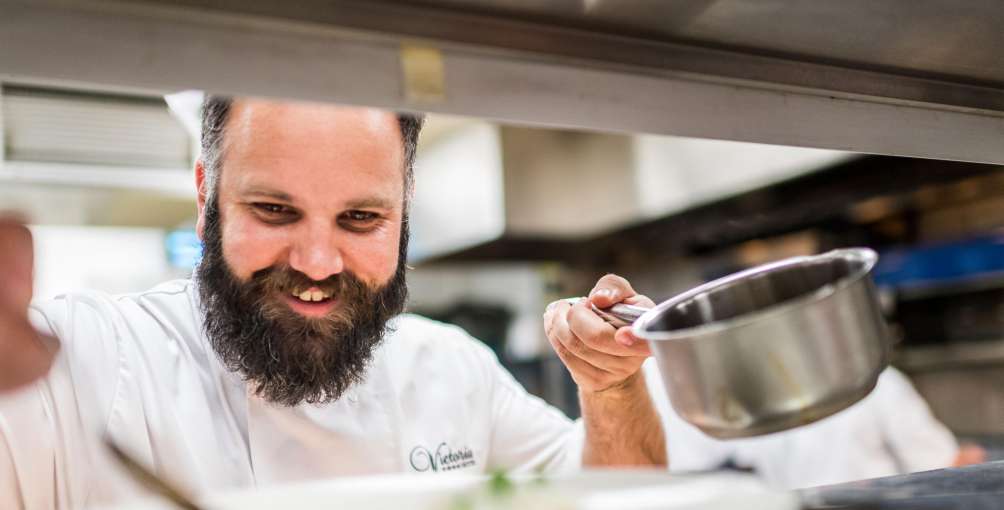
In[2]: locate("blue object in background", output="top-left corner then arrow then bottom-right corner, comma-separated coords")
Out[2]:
873,233 -> 1004,290
165,229 -> 202,270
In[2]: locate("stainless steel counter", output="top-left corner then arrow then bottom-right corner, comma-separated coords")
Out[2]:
799,461 -> 1004,509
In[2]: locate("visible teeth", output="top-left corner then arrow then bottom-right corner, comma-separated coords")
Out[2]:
292,289 -> 331,302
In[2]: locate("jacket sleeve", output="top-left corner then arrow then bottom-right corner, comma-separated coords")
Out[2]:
0,299 -> 123,509
877,367 -> 958,473
481,346 -> 585,474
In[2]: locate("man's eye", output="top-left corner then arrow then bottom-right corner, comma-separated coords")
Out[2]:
251,203 -> 298,223
345,211 -> 377,221
339,210 -> 382,231
254,203 -> 288,214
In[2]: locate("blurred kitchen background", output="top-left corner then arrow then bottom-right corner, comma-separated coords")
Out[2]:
3,82 -> 1003,462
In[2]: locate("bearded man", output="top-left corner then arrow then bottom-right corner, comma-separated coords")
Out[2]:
0,97 -> 665,508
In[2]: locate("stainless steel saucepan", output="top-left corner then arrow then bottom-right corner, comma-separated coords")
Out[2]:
593,247 -> 890,439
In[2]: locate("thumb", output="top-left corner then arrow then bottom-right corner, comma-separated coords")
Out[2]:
587,274 -> 636,308
0,218 -> 34,310
588,287 -> 621,308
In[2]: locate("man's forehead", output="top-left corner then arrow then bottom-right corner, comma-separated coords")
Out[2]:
228,98 -> 400,143
219,97 -> 406,178
217,98 -> 406,205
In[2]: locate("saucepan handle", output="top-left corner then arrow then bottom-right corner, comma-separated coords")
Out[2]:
558,298 -> 650,329
590,302 -> 650,329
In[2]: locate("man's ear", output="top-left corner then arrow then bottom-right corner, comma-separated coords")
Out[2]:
194,159 -> 208,241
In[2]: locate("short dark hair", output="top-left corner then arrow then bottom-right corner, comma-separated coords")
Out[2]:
199,95 -> 424,205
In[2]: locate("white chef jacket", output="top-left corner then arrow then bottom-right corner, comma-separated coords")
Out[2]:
646,364 -> 958,489
0,280 -> 584,509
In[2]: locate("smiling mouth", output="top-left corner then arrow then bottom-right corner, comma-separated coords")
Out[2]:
291,287 -> 332,303
283,287 -> 338,317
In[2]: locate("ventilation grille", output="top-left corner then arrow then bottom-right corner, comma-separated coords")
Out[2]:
3,86 -> 192,168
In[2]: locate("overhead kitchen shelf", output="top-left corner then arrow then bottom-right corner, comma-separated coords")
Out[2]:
426,155 -> 1003,264
896,341 -> 1004,372
1,0 -> 1003,163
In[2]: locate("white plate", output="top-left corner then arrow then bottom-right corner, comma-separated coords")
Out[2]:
107,469 -> 799,510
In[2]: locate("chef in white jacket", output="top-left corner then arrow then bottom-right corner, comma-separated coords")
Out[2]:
645,363 -> 964,489
0,97 -> 666,508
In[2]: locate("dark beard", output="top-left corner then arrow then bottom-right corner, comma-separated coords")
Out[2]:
195,196 -> 408,406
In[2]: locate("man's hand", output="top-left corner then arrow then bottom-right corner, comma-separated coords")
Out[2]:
0,217 -> 54,391
544,274 -> 666,467
544,274 -> 655,393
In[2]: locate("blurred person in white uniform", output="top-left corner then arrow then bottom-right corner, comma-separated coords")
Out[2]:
645,363 -> 980,489
0,97 -> 666,508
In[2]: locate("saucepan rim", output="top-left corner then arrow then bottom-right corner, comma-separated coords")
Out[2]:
634,247 -> 879,342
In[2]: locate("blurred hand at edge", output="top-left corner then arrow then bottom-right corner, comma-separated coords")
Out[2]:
0,217 -> 55,391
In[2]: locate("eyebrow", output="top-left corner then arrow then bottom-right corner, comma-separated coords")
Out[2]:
345,197 -> 397,210
242,186 -> 397,210
242,186 -> 293,202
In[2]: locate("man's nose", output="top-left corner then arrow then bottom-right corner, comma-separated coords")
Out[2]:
288,223 -> 345,282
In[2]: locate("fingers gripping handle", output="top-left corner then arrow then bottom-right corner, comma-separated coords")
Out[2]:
591,302 -> 649,329
559,297 -> 649,329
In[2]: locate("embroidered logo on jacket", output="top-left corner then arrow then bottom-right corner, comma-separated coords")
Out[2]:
409,442 -> 476,472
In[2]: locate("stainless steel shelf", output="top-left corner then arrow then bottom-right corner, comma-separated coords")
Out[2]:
895,340 -> 1004,371
2,0 -> 1003,162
